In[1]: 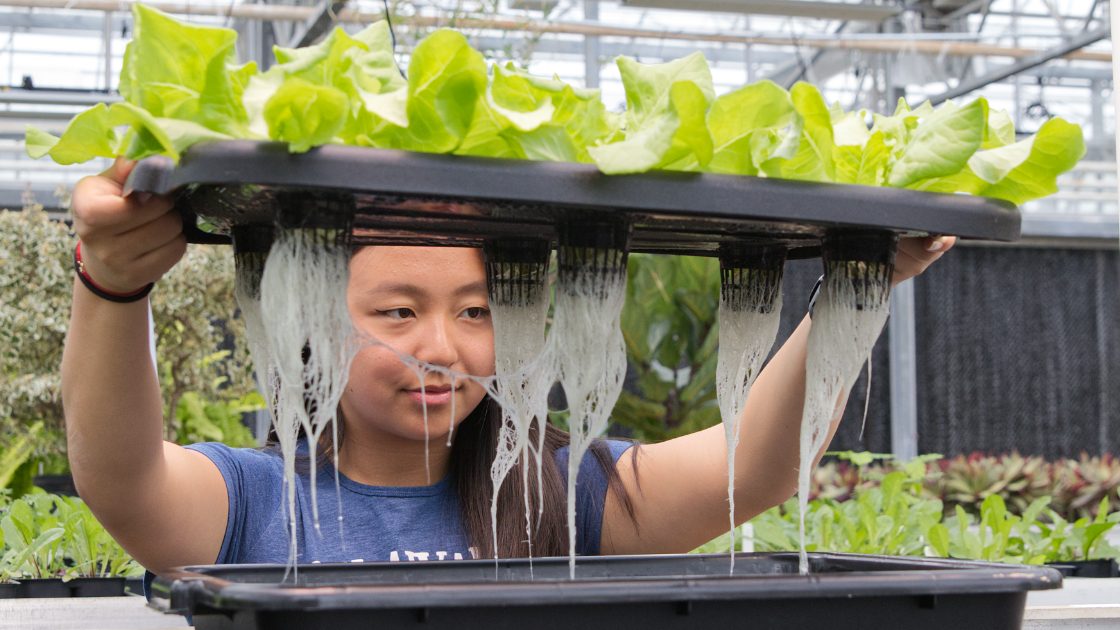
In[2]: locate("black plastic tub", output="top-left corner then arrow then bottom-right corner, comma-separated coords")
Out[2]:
150,552 -> 1061,630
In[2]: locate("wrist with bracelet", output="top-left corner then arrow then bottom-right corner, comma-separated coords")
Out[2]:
73,241 -> 154,303
807,274 -> 824,318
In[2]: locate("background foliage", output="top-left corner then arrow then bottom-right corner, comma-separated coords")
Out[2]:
0,204 -> 258,482
738,451 -> 1120,564
613,253 -> 723,442
810,451 -> 1120,522
0,490 -> 143,581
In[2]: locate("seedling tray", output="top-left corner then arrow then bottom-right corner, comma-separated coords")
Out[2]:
149,552 -> 1060,630
0,577 -> 130,598
126,141 -> 1020,257
1047,558 -> 1120,578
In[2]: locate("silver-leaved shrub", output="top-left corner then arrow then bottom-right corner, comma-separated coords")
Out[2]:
0,203 -> 255,457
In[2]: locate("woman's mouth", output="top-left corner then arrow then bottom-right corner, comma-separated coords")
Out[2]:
404,385 -> 458,406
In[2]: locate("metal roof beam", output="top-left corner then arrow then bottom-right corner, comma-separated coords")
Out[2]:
0,89 -> 119,107
1003,63 -> 1111,81
927,26 -> 1109,104
288,0 -> 349,48
0,0 -> 1108,64
939,0 -> 994,21
763,20 -> 868,87
0,10 -> 127,31
620,0 -> 902,22
469,35 -> 791,65
0,11 -> 1104,84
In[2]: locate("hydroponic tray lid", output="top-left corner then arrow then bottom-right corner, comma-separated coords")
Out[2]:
126,141 -> 1020,257
150,552 -> 1060,630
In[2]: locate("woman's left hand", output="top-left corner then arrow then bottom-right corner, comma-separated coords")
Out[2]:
892,235 -> 956,286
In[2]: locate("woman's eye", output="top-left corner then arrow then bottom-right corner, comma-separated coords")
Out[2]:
379,308 -> 416,320
462,306 -> 490,320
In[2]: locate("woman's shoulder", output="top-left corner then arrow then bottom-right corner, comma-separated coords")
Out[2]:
184,442 -> 284,483
554,438 -> 637,490
600,438 -> 637,461
555,438 -> 636,466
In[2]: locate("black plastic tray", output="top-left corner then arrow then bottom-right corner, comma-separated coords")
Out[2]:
1048,558 -> 1120,578
126,141 -> 1021,258
150,552 -> 1060,630
0,577 -> 130,598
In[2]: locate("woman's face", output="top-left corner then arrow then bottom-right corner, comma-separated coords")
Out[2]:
342,246 -> 494,443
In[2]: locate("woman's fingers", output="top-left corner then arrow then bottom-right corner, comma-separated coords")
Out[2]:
72,176 -> 173,237
922,235 -> 956,254
903,235 -> 956,260
70,156 -> 186,294
99,156 -> 137,186
117,207 -> 184,256
133,234 -> 188,282
80,208 -> 184,290
892,235 -> 957,285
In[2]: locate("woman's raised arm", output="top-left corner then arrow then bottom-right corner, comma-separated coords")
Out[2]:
601,235 -> 956,555
62,159 -> 228,574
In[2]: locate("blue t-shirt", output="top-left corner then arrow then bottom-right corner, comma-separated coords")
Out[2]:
181,438 -> 633,566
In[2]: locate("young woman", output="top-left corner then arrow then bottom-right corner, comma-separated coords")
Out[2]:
61,158 -> 955,576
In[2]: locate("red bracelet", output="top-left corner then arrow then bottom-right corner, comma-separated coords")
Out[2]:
74,241 -> 153,303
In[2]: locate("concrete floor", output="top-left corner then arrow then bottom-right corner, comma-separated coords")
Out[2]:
0,596 -> 188,630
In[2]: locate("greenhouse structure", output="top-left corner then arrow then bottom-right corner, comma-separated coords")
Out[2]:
0,0 -> 1116,628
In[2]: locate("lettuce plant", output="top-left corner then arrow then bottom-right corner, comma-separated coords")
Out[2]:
734,453 -> 1120,565
28,4 -> 1083,206
0,492 -> 143,582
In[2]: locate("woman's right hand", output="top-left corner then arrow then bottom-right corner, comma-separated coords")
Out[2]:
71,157 -> 185,295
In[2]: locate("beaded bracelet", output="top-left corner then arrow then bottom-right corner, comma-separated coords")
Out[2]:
74,241 -> 153,304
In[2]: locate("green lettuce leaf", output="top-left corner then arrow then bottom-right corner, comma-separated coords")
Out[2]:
487,64 -> 557,132
457,63 -> 565,159
27,101 -> 230,163
698,80 -> 796,175
832,109 -> 870,148
971,117 -> 1085,204
888,98 -> 987,188
983,108 -> 1016,150
248,23 -> 406,146
25,105 -> 119,164
869,98 -> 932,167
372,29 -> 487,153
456,100 -> 521,159
23,4 -> 1085,205
347,22 -> 406,95
263,77 -> 349,152
119,4 -> 249,136
589,52 -> 714,174
834,131 -> 889,186
762,82 -> 835,182
507,125 -> 579,162
524,82 -> 616,163
908,117 -> 1083,204
499,97 -> 616,163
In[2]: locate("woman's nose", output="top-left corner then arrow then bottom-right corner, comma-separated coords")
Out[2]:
412,317 -> 459,368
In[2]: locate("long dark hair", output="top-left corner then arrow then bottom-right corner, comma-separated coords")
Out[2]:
267,398 -> 639,559
449,396 -> 638,558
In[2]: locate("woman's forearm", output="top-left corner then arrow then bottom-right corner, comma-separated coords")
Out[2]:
62,280 -> 167,508
731,314 -> 848,518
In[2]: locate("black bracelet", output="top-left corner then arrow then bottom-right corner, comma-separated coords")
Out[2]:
807,274 -> 824,318
73,243 -> 154,303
